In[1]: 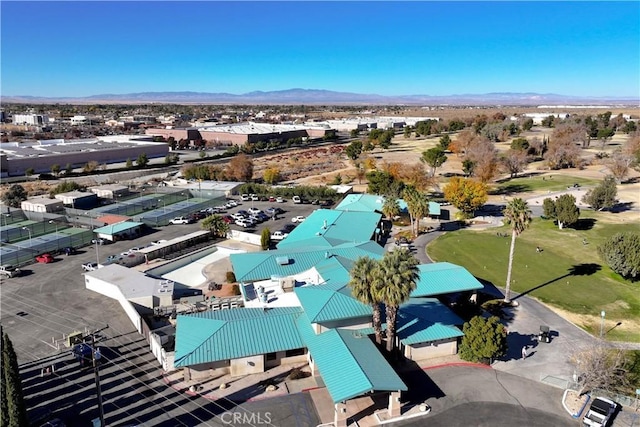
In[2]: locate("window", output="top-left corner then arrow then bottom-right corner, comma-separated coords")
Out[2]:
285,348 -> 305,358
266,352 -> 277,361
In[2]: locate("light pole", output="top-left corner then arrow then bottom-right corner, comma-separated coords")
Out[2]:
158,198 -> 166,213
600,310 -> 606,338
89,325 -> 109,427
91,222 -> 100,265
48,220 -> 59,235
21,226 -> 32,247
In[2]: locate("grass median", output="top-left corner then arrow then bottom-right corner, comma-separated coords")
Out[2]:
427,211 -> 640,342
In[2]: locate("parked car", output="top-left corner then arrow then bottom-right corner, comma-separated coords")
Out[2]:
256,212 -> 270,222
150,240 -> 168,246
226,200 -> 238,207
583,397 -> 617,427
248,207 -> 262,215
36,253 -> 55,263
292,195 -> 302,204
0,265 -> 21,278
240,194 -> 250,201
395,236 -> 411,247
268,196 -> 277,202
237,210 -> 249,217
251,194 -> 260,201
82,262 -> 99,272
169,216 -> 192,225
91,238 -> 108,245
63,247 -> 76,256
276,196 -> 285,203
235,219 -> 252,228
271,230 -> 289,241
265,207 -> 283,216
221,215 -> 234,224
282,223 -> 297,233
291,216 -> 306,223
249,214 -> 263,224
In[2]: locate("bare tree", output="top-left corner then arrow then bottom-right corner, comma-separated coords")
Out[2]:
501,149 -> 529,178
607,149 -> 633,183
466,137 -> 498,182
569,342 -> 629,395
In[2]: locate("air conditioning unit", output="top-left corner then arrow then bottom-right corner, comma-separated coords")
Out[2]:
67,331 -> 84,347
280,277 -> 296,292
276,256 -> 290,265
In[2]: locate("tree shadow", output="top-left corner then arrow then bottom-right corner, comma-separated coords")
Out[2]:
501,331 -> 538,361
513,263 -> 601,300
571,218 -> 596,230
489,184 -> 530,195
610,202 -> 634,213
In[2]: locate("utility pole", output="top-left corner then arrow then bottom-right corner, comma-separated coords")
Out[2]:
90,325 -> 109,427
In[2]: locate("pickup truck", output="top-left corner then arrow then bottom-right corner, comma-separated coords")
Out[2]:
169,216 -> 192,225
271,230 -> 289,241
583,397 -> 617,427
0,265 -> 21,278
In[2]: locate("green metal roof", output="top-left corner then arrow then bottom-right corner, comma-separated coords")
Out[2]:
335,194 -> 441,216
94,221 -> 144,235
295,284 -> 372,323
174,307 -> 304,367
277,209 -> 381,249
395,298 -> 464,345
230,241 -> 384,282
412,262 -> 484,297
296,314 -> 407,403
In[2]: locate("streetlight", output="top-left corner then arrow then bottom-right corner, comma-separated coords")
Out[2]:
600,310 -> 606,338
49,220 -> 59,235
158,198 -> 166,213
21,226 -> 32,247
91,222 -> 100,266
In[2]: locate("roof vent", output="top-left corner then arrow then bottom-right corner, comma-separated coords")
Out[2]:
276,256 -> 290,265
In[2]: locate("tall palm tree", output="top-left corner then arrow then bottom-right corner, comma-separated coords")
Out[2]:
377,249 -> 420,352
403,186 -> 430,238
348,256 -> 383,344
503,198 -> 532,303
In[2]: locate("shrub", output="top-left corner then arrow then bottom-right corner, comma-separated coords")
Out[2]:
288,368 -> 310,380
226,271 -> 237,283
230,284 -> 241,295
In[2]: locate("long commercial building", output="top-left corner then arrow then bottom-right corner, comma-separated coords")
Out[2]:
0,135 -> 169,177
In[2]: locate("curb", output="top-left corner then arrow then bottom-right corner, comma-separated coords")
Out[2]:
422,362 -> 494,371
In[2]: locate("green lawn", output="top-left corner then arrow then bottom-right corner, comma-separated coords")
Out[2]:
490,174 -> 600,195
427,211 -> 640,342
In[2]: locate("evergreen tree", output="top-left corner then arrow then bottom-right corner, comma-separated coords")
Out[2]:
459,316 -> 507,363
598,232 -> 640,280
2,332 -> 28,427
555,194 -> 580,229
582,176 -> 617,211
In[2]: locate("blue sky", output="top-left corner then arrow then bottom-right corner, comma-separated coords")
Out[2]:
1,1 -> 639,98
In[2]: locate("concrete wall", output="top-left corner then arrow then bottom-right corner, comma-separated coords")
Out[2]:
186,360 -> 231,380
229,229 -> 261,246
264,350 -> 307,369
230,354 -> 264,377
316,316 -> 371,333
404,339 -> 457,360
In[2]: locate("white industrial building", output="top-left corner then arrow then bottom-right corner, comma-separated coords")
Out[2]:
12,114 -> 50,125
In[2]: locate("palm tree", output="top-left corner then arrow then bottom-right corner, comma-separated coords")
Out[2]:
377,249 -> 420,352
201,214 -> 230,238
381,197 -> 400,221
403,186 -> 429,238
503,198 -> 532,303
348,256 -> 383,344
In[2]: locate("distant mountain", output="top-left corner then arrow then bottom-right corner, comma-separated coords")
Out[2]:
2,89 -> 638,105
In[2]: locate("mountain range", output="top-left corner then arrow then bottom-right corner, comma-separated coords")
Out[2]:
2,89 -> 638,105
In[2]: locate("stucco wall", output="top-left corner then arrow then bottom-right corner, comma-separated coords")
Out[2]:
404,339 -> 457,360
230,354 -> 265,377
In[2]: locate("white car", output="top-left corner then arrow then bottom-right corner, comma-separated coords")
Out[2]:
0,265 -> 21,278
276,196 -> 285,203
292,195 -> 302,204
291,216 -> 306,223
235,219 -> 251,228
226,200 -> 238,207
240,194 -> 250,201
583,397 -> 617,427
271,231 -> 289,241
251,194 -> 260,201
82,262 -> 99,272
169,216 -> 192,225
248,207 -> 262,215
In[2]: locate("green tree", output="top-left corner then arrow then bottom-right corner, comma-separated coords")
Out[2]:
345,140 -> 363,160
378,130 -> 393,150
381,197 -> 400,220
462,159 -> 476,177
350,129 -> 360,138
349,256 -> 384,345
125,158 -> 133,169
510,137 -> 529,151
201,214 -> 230,238
0,185 -> 27,208
421,147 -> 448,177
24,168 -> 35,177
555,194 -> 580,229
582,176 -> 617,211
64,163 -> 73,175
521,118 -> 534,131
502,198 -> 532,303
439,134 -> 451,151
366,171 -> 404,196
376,249 -> 419,352
541,115 -> 556,127
260,228 -> 271,250
459,316 -> 507,363
136,153 -> 149,167
1,332 -> 28,427
597,232 -> 640,280
50,164 -> 61,176
443,177 -> 488,220
49,181 -> 84,196
542,197 -> 556,219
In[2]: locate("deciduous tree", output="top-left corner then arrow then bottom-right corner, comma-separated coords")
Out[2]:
570,342 -> 630,394
226,153 -> 254,181
263,167 -> 281,185
443,177 -> 488,219
501,149 -> 528,178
